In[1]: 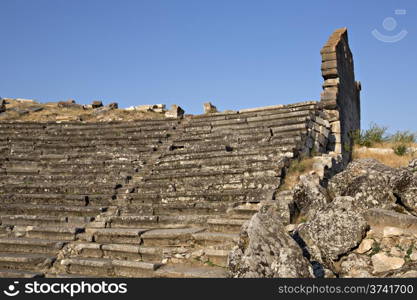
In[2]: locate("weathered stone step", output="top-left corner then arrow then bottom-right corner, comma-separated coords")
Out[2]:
189,101 -> 316,121
106,214 -> 212,229
203,249 -> 230,267
120,201 -> 230,216
70,242 -> 165,262
158,146 -> 294,163
33,143 -> 160,153
4,135 -> 163,143
0,252 -> 55,271
227,202 -> 262,218
185,108 -> 313,128
0,214 -> 92,227
0,183 -> 118,194
72,242 -> 141,260
155,151 -> 285,167
173,127 -> 272,142
0,203 -> 106,217
141,228 -> 205,246
4,166 -> 138,177
0,193 -> 114,207
135,177 -> 280,194
141,167 -> 280,182
0,237 -> 65,254
161,137 -> 300,158
125,189 -> 268,205
209,116 -> 312,132
0,173 -> 128,182
155,264 -> 227,278
0,121 -> 177,132
207,218 -> 247,233
192,232 -> 239,246
60,257 -> 161,277
5,153 -> 133,162
175,130 -> 308,148
33,148 -> 156,156
45,273 -> 96,278
150,160 -> 276,175
84,228 -> 148,244
25,226 -> 84,241
36,167 -> 137,176
0,137 -> 166,148
0,269 -> 44,278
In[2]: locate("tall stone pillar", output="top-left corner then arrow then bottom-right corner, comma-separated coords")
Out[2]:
320,28 -> 361,164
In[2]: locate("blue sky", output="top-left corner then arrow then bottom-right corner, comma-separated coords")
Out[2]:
0,0 -> 416,132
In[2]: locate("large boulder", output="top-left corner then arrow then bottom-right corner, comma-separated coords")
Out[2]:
393,172 -> 417,216
328,159 -> 413,213
228,202 -> 313,278
297,196 -> 368,268
292,174 -> 330,221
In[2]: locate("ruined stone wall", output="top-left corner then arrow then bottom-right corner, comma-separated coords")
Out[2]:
320,28 -> 361,164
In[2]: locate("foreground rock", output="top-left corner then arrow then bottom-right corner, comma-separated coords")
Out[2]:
228,202 -> 313,278
297,196 -> 368,268
329,158 -> 417,215
292,174 -> 330,221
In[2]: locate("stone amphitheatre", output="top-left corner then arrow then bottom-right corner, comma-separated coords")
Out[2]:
1,28 -> 417,278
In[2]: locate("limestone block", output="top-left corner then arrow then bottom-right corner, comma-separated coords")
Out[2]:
334,143 -> 342,154
356,239 -> 374,254
330,121 -> 341,133
0,99 -> 5,113
371,253 -> 404,273
107,102 -> 118,109
203,102 -> 218,114
91,100 -> 103,109
165,104 -> 184,118
383,226 -> 406,238
320,88 -> 338,101
321,52 -> 337,62
321,60 -> 337,70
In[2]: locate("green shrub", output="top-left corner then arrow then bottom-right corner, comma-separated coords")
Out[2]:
389,130 -> 416,144
369,241 -> 381,256
352,123 -> 388,147
393,143 -> 407,156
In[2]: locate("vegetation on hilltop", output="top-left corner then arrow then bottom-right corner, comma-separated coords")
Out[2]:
352,123 -> 417,168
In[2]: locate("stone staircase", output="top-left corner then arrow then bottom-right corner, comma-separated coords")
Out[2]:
0,101 -> 331,277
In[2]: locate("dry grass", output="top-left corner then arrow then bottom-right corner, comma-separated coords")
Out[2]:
279,157 -> 315,191
353,145 -> 417,168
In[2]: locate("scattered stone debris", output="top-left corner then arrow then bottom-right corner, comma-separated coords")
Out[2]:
127,104 -> 166,113
165,104 -> 184,118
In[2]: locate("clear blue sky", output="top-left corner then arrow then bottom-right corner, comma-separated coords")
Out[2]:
1,0 -> 416,132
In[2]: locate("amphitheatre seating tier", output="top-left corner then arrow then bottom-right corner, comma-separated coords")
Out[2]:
0,101 -> 332,277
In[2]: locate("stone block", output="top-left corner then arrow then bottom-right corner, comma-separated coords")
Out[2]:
0,99 -> 5,113
203,102 -> 218,114
107,102 -> 118,109
91,100 -> 103,108
372,253 -> 404,273
165,104 -> 184,118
